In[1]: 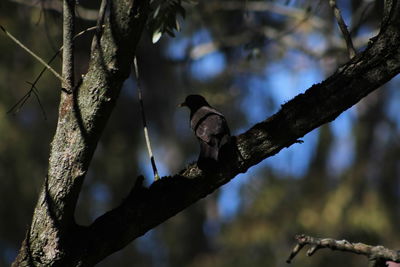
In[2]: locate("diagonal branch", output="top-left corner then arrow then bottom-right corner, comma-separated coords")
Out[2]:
0,25 -> 63,81
133,56 -> 160,181
83,1 -> 400,264
287,234 -> 400,267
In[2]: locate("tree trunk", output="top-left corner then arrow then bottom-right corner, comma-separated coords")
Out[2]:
12,0 -> 150,265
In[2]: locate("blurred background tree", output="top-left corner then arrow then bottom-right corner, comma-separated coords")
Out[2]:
0,0 -> 399,266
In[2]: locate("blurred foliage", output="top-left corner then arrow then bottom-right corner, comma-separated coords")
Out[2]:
1,0 -> 400,267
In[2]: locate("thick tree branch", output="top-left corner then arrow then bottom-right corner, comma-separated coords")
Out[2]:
83,0 -> 400,264
287,234 -> 400,267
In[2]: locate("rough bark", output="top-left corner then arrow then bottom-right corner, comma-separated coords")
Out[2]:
12,0 -> 150,266
12,0 -> 400,266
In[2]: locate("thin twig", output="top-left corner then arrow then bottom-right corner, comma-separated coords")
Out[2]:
287,234 -> 400,266
7,88 -> 32,115
6,83 -> 49,119
7,26 -> 100,116
328,0 -> 356,58
62,0 -> 75,92
96,0 -> 108,35
91,0 -> 108,51
29,83 -> 47,120
0,25 -> 64,81
133,56 -> 160,181
7,82 -> 47,119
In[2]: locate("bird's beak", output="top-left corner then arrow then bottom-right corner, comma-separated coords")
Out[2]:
178,102 -> 187,107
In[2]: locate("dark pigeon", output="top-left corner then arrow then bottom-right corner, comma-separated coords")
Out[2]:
179,94 -> 232,170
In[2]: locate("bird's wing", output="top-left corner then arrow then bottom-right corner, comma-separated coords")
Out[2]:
193,108 -> 230,145
190,106 -> 222,131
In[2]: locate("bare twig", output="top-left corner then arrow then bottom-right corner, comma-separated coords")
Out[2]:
133,57 -> 160,181
62,0 -> 75,92
6,82 -> 47,119
28,82 -> 47,120
7,26 -> 100,116
0,25 -> 63,81
91,0 -> 108,51
7,83 -> 37,115
328,0 -> 356,58
96,0 -> 108,32
287,234 -> 400,267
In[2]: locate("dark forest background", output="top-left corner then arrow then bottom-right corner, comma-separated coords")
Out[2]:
1,0 -> 400,266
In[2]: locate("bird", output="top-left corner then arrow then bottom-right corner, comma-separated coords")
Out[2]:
179,94 -> 232,170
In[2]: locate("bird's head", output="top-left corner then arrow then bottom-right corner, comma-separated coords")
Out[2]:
178,94 -> 210,111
